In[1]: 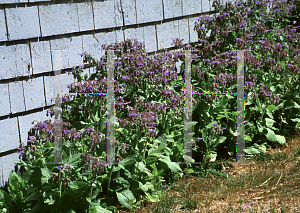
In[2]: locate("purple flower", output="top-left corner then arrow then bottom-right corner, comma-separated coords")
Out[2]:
277,66 -> 284,70
58,165 -> 66,170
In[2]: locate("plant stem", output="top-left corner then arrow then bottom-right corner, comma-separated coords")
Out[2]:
106,163 -> 114,195
59,179 -> 62,198
90,179 -> 92,200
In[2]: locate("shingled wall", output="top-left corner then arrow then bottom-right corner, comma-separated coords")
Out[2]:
0,0 -> 228,188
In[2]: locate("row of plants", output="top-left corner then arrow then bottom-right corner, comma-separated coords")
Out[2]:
1,0 -> 300,212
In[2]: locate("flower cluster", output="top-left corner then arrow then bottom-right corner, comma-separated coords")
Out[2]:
50,164 -> 72,186
245,74 -> 258,99
66,38 -> 201,139
80,152 -> 107,174
190,0 -> 300,106
258,83 -> 281,105
211,72 -> 237,93
211,121 -> 227,134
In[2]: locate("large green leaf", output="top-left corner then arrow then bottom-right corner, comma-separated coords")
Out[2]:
275,134 -> 286,145
245,135 -> 252,142
138,181 -> 155,194
116,189 -> 136,210
138,181 -> 160,202
116,128 -> 128,135
265,128 -> 277,142
43,188 -> 59,204
0,190 -> 13,205
122,156 -> 136,167
24,191 -> 39,203
148,143 -> 168,157
8,171 -> 25,193
64,181 -> 89,198
90,206 -> 113,213
144,157 -> 157,167
135,162 -> 152,176
183,155 -> 195,164
66,152 -> 83,168
158,155 -> 182,173
265,118 -> 276,128
244,146 -> 262,155
211,136 -> 227,148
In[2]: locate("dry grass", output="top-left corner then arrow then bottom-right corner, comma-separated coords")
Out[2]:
114,130 -> 300,213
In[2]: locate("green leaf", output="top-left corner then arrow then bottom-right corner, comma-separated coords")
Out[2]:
279,61 -> 286,67
144,157 -> 157,167
8,171 -> 25,193
64,181 -> 89,198
116,128 -> 128,135
265,109 -> 274,119
275,134 -> 286,145
175,143 -> 183,154
66,153 -> 83,168
44,140 -> 54,147
265,128 -> 276,142
257,122 -> 264,133
136,162 -> 151,175
0,190 -> 13,205
41,168 -> 51,185
206,151 -> 217,161
158,155 -> 182,173
144,193 -> 160,203
211,136 -> 227,148
294,102 -> 300,109
148,143 -> 168,157
90,205 -> 113,213
184,121 -> 198,131
24,201 -> 44,212
265,118 -> 276,128
115,177 -> 130,188
43,189 -> 58,204
291,118 -> 300,123
122,157 -> 136,167
244,146 -> 262,155
267,30 -> 274,39
165,134 -> 175,143
245,135 -> 252,142
24,191 -> 39,203
116,189 -> 136,210
259,144 -> 267,153
279,35 -> 284,41
183,155 -> 195,164
139,182 -> 155,194
187,169 -> 194,174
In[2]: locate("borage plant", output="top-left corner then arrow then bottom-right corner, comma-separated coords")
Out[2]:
1,0 -> 300,212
